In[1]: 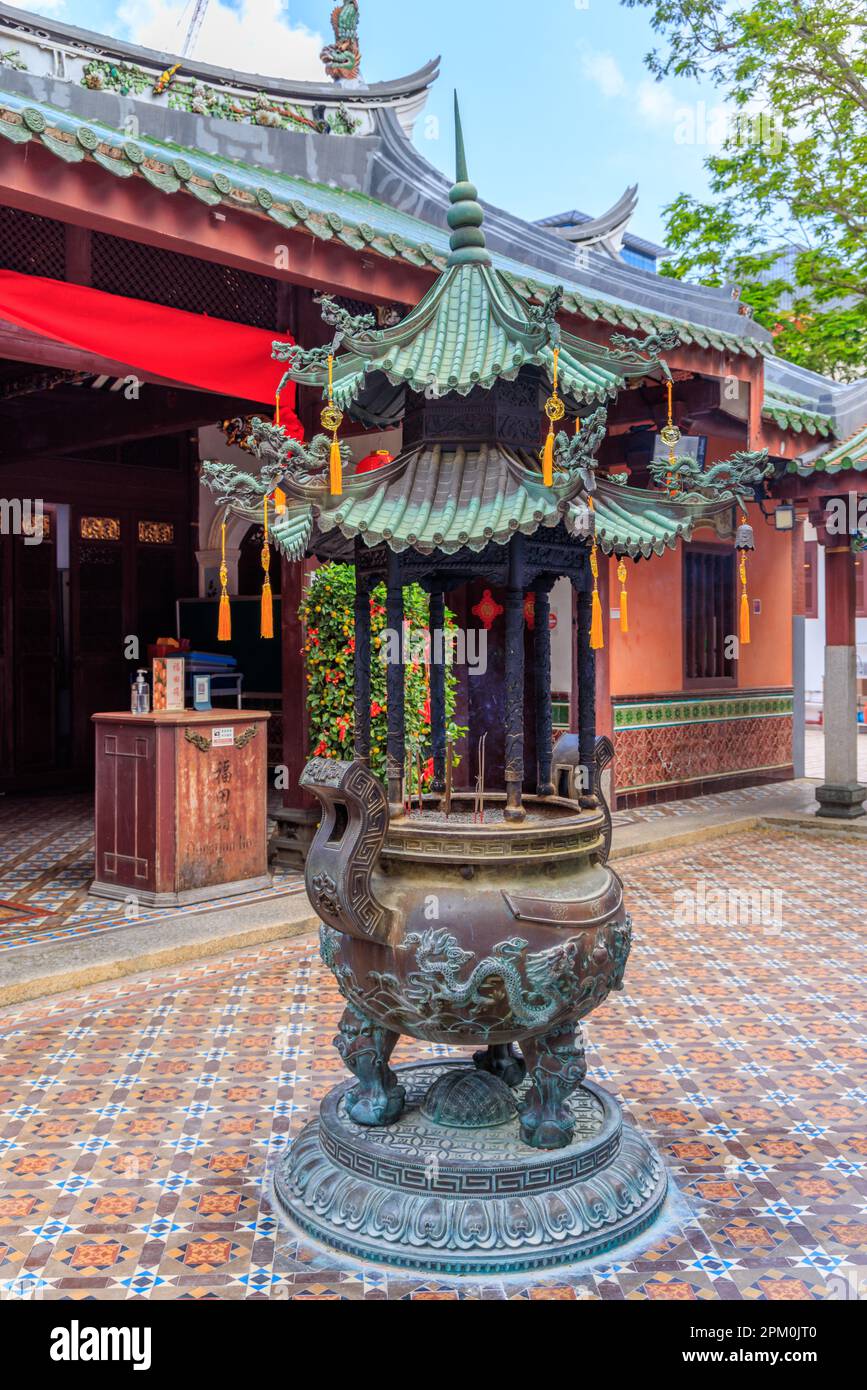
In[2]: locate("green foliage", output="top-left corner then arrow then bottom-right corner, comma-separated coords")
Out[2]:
624,0 -> 867,379
299,563 -> 466,786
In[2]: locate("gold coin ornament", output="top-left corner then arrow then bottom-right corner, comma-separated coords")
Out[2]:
321,403 -> 344,434
544,394 -> 566,425
660,423 -> 681,447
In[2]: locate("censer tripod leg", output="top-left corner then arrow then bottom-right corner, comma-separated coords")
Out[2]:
334,1004 -> 406,1126
518,1021 -> 587,1150
473,1042 -> 527,1089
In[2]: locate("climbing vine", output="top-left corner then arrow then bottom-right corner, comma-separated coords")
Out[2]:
300,563 -> 465,786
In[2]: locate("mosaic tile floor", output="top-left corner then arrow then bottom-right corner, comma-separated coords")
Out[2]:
0,796 -> 304,953
0,824 -> 863,1301
610,775 -> 813,828
0,778 -> 824,953
804,726 -> 867,781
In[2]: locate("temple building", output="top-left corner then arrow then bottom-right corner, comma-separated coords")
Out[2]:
0,0 -> 864,822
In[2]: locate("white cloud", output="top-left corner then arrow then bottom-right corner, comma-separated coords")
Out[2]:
118,0 -> 326,80
635,79 -> 681,127
578,46 -> 626,100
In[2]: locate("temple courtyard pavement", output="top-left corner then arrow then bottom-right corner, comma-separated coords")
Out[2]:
0,767 -> 864,1300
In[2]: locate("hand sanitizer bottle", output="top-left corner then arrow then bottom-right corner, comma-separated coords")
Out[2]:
131,669 -> 150,715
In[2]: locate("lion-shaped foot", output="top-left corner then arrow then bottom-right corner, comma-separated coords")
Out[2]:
518,1022 -> 587,1151
334,1004 -> 406,1127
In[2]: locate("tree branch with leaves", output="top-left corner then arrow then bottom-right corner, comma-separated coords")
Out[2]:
624,0 -> 867,379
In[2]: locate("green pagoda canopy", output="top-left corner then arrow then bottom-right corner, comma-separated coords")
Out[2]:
204,97 -> 747,561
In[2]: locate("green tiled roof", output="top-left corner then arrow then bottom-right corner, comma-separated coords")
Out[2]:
763,385 -> 833,437
283,108 -> 668,410
267,450 -> 733,560
0,85 -> 774,359
785,425 -> 867,477
289,264 -> 645,407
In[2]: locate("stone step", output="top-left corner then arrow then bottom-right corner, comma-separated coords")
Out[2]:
0,889 -> 319,1007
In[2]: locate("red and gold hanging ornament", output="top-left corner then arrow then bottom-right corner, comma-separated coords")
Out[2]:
661,379 -> 681,496
322,354 -> 344,496
736,513 -> 755,647
218,516 -> 231,642
617,558 -> 629,634
588,498 -> 604,651
541,347 -> 565,487
260,494 -> 274,639
472,588 -> 504,631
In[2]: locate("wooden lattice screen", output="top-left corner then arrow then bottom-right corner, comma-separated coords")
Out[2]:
0,206 -> 66,280
0,207 -> 279,330
91,233 -> 278,329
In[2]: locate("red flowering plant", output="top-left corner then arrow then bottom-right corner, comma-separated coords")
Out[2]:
300,563 -> 466,786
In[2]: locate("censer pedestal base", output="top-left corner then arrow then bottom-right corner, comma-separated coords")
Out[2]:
273,1061 -> 667,1276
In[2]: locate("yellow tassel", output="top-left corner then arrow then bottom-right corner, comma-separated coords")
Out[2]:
261,575 -> 274,639
590,587 -> 604,651
618,559 -> 629,634
218,590 -> 231,642
217,519 -> 231,642
275,387 -> 281,428
260,496 -> 273,639
329,435 -> 343,496
589,529 -> 604,651
739,554 -> 751,646
542,429 -> 554,487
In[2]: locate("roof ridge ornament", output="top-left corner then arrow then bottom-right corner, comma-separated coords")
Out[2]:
447,93 -> 491,268
321,1 -> 361,83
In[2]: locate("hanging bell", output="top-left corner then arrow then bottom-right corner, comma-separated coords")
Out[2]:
735,521 -> 755,552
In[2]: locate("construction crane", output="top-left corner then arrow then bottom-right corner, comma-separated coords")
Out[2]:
180,0 -> 209,59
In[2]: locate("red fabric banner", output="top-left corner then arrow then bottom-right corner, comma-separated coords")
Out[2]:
0,269 -> 303,437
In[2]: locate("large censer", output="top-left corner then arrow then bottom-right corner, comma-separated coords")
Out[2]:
199,105 -> 754,1271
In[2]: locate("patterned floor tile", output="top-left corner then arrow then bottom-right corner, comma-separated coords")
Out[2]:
0,825 -> 864,1299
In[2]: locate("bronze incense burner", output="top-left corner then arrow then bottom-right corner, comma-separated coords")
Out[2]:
303,764 -> 629,1150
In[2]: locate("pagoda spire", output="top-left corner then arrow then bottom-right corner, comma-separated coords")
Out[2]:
447,93 -> 491,268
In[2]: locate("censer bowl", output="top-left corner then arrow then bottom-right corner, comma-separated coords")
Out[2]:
301,760 -> 631,1149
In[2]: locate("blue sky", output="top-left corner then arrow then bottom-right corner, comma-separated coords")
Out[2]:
16,0 -> 728,244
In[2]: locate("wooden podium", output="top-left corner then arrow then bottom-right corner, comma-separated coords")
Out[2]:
91,709 -> 271,906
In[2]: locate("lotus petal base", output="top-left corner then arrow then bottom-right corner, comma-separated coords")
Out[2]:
273,1061 -> 667,1275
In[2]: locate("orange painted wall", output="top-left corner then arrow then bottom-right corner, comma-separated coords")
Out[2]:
608,504 -> 793,697
608,544 -> 683,696
737,502 -> 792,688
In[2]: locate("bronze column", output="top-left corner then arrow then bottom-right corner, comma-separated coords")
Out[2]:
534,586 -> 555,796
429,589 -> 447,792
386,553 -> 405,817
353,562 -> 371,766
575,583 -> 598,809
504,585 -> 526,822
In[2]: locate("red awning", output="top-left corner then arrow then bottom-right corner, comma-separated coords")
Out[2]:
0,269 -> 303,437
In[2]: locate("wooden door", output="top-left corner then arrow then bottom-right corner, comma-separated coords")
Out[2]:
13,516 -> 59,775
71,510 -> 127,770
71,509 -> 184,773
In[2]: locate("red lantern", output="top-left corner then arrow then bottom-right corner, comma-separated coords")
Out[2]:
356,449 -> 393,475
523,593 -> 536,630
